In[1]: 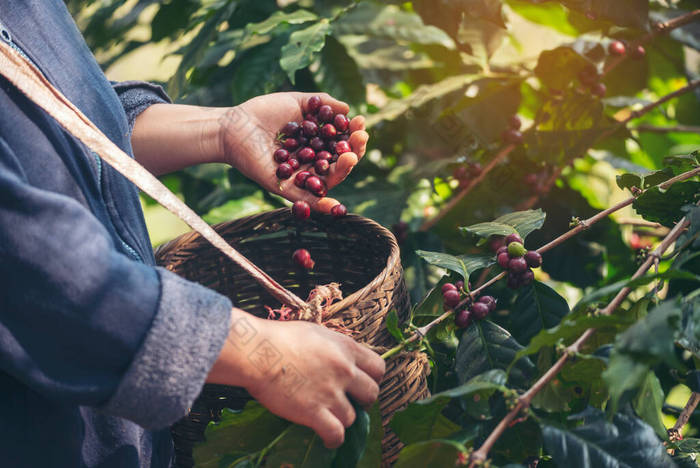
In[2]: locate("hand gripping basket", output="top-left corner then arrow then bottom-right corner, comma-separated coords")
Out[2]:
155,208 -> 430,467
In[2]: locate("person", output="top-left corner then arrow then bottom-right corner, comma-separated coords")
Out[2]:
0,2 -> 385,467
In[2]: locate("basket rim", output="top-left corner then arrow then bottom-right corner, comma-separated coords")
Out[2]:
154,207 -> 402,315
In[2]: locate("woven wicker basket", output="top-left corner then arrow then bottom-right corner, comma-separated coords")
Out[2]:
155,208 -> 430,467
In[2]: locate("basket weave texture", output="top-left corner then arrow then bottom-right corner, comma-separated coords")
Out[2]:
155,208 -> 430,466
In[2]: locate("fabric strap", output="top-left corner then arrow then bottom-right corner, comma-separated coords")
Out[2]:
0,40 -> 308,312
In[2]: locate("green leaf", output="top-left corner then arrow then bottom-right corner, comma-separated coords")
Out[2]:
456,320 -> 535,389
415,251 -> 494,283
334,3 -> 454,47
264,426 -> 334,468
168,2 -> 237,98
534,46 -> 592,91
633,181 -> 700,226
509,281 -> 571,345
633,371 -> 667,440
389,398 -> 461,446
193,402 -> 288,466
332,401 -> 370,468
356,403 -> 383,468
386,310 -> 404,343
245,9 -> 317,37
460,209 -> 546,241
394,440 -> 463,468
559,0 -> 650,29
280,20 -> 332,84
231,38 -> 288,103
506,0 -> 579,36
315,36 -> 365,107
542,412 -> 674,468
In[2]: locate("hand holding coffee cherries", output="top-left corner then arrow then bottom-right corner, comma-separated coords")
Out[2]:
220,92 -> 368,214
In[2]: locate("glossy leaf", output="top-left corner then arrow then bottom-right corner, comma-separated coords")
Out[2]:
456,320 -> 535,389
416,251 -> 494,284
509,281 -> 571,345
534,46 -> 592,91
559,0 -> 650,29
633,371 -> 667,440
460,209 -> 546,240
280,20 -> 332,84
332,401 -> 370,468
264,426 -> 334,468
356,403 -> 383,468
394,439 -> 463,468
542,412 -> 674,468
632,181 -> 700,226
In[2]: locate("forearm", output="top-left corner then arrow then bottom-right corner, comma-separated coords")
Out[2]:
131,103 -> 228,175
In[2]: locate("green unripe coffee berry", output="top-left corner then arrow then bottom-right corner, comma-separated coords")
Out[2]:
507,242 -> 527,258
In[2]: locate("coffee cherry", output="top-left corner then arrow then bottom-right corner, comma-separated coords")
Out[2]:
506,273 -> 520,289
314,159 -> 330,175
505,233 -> 523,245
442,283 -> 457,294
455,280 -> 465,291
468,162 -> 483,177
507,242 -> 527,258
305,175 -> 327,197
310,137 -> 326,152
276,163 -> 294,179
281,121 -> 300,137
287,158 -> 300,170
294,170 -> 311,188
631,45 -> 645,59
293,248 -> 315,269
335,140 -> 352,155
471,302 -> 490,320
283,138 -> 299,151
509,115 -> 522,130
298,136 -> 309,146
608,40 -> 626,56
591,82 -> 606,98
316,150 -> 332,161
337,133 -> 350,142
273,148 -> 290,163
302,120 -> 319,137
502,129 -> 524,145
497,252 -> 510,269
317,105 -> 334,122
455,309 -> 472,328
327,140 -> 338,155
524,173 -> 538,186
334,114 -> 350,132
331,204 -> 347,218
496,246 -> 508,256
453,166 -> 469,181
521,269 -> 535,286
525,251 -> 542,268
509,257 -> 528,274
321,123 -> 337,139
307,96 -> 322,113
292,200 -> 311,220
478,295 -> 496,312
578,65 -> 598,86
489,236 -> 505,252
304,113 -> 319,124
298,147 -> 316,164
443,289 -> 461,308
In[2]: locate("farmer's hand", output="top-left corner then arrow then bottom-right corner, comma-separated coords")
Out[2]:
219,93 -> 369,213
207,308 -> 385,448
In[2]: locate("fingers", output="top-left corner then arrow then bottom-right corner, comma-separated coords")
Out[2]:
349,115 -> 365,133
300,93 -> 349,115
347,370 -> 381,407
329,393 -> 357,428
348,130 -> 369,159
351,343 -> 386,384
312,408 -> 346,449
327,152 -> 358,187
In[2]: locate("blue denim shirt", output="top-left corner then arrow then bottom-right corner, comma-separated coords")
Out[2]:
0,2 -> 233,466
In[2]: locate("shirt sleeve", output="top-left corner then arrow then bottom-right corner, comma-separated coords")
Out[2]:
0,136 -> 232,429
111,81 -> 171,137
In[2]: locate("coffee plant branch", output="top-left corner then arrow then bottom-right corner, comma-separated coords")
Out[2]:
419,144 -> 516,232
381,165 -> 700,360
670,392 -> 700,441
518,78 -> 700,210
633,124 -> 700,134
603,9 -> 700,76
468,199 -> 699,467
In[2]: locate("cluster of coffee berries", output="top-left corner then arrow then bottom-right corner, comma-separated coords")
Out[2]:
291,200 -> 347,221
292,248 -> 315,270
501,115 -> 523,145
274,96 -> 353,198
442,282 -> 497,328
608,40 -> 645,59
495,233 -> 542,289
577,65 -> 607,98
452,162 -> 483,187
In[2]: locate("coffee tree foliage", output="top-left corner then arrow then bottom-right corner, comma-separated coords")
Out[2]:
72,0 -> 700,466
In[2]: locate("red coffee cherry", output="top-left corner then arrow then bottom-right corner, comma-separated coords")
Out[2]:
443,289 -> 461,308
294,170 -> 311,188
316,150 -> 332,161
314,159 -> 330,175
317,105 -> 334,122
331,204 -> 347,218
525,251 -> 542,268
321,124 -> 337,139
283,138 -> 299,151
505,233 -> 523,245
334,114 -> 350,132
307,96 -> 322,113
335,140 -> 352,155
455,309 -> 472,328
292,200 -> 311,220
471,302 -> 490,320
273,149 -> 290,163
442,283 -> 457,294
293,249 -> 315,269
287,158 -> 300,170
608,40 -> 626,56
302,120 -> 319,137
508,257 -> 528,274
297,147 -> 316,164
281,121 -> 300,137
310,137 -> 326,152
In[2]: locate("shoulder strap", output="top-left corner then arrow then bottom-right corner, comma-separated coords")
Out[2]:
0,41 -> 308,312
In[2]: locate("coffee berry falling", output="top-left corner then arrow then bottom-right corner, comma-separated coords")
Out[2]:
275,96 -> 353,199
495,233 -> 542,289
441,281 -> 497,329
